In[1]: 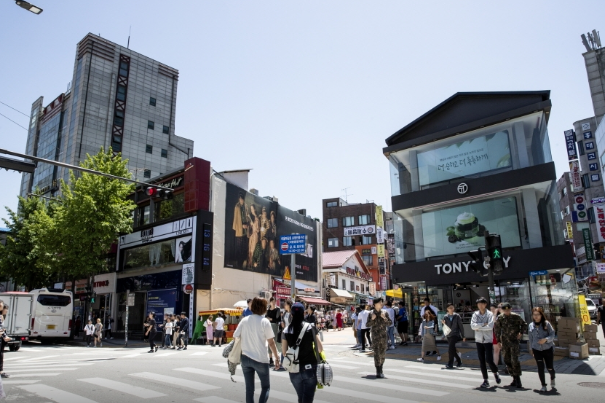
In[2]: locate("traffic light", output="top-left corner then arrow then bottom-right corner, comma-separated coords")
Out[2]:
90,293 -> 96,304
486,234 -> 504,273
468,248 -> 487,277
145,186 -> 173,200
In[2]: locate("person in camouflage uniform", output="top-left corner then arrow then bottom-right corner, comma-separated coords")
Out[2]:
494,301 -> 528,388
366,297 -> 392,379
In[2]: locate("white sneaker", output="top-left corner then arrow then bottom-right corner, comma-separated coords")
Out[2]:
417,357 -> 424,362
389,346 -> 396,350
437,355 -> 442,361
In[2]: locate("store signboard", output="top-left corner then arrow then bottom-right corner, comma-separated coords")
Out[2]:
375,205 -> 384,228
377,244 -> 385,258
343,225 -> 376,236
119,217 -> 195,248
147,289 -> 177,329
564,129 -> 577,161
592,197 -> 605,205
570,160 -> 582,190
595,204 -> 605,243
583,228 -> 595,261
376,227 -> 384,244
573,193 -> 588,222
417,130 -> 512,186
93,272 -> 115,294
182,263 -> 194,285
578,295 -> 592,326
566,222 -> 573,239
596,263 -> 605,274
368,282 -> 376,295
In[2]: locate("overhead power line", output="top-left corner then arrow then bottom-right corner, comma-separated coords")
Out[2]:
0,112 -> 28,131
0,101 -> 30,118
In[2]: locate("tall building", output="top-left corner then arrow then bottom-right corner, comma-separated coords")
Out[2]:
384,91 -> 577,337
581,30 -> 605,124
322,198 -> 389,293
20,33 -> 194,198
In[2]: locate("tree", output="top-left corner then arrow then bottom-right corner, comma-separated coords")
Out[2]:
50,148 -> 136,281
0,194 -> 56,290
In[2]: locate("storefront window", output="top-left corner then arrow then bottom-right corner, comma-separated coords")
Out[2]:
122,239 -> 176,270
495,279 -> 531,322
154,192 -> 185,222
529,269 -> 579,332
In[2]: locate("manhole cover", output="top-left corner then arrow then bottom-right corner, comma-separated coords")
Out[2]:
578,382 -> 605,389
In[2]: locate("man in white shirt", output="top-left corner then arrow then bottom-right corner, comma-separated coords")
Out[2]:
213,314 -> 225,347
357,305 -> 372,352
383,300 -> 396,349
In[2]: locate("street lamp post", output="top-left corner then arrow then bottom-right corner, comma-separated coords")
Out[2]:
15,1 -> 43,14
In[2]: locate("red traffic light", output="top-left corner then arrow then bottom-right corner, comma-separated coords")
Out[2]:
145,187 -> 173,199
146,187 -> 157,197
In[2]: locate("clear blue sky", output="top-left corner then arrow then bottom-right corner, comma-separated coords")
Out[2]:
1,1 -> 603,224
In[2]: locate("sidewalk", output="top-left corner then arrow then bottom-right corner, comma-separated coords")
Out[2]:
320,326 -> 605,376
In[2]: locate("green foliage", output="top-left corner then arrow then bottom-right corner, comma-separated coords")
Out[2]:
51,148 -> 136,279
0,194 -> 56,290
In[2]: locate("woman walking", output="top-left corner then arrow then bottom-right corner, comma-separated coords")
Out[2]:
93,318 -> 103,348
443,303 -> 465,369
491,303 -> 502,367
335,309 -> 343,331
283,302 -> 323,402
84,320 -> 94,347
528,307 -> 556,392
163,317 -> 173,349
233,297 -> 280,403
205,315 -> 214,345
418,310 -> 441,362
266,297 -> 281,367
145,312 -> 158,353
366,298 -> 392,378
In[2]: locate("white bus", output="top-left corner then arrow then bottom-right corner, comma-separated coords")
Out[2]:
29,288 -> 73,340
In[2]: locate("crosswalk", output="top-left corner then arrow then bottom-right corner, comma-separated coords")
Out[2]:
0,345 -> 537,403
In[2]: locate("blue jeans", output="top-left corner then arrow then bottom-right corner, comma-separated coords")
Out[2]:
165,334 -> 172,347
241,354 -> 270,403
289,364 -> 317,403
387,326 -> 395,346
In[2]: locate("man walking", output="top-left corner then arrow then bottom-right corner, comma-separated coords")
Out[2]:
383,300 -> 396,349
471,297 -> 501,388
366,298 -> 392,378
177,312 -> 189,351
494,302 -> 527,388
396,301 -> 409,346
358,305 -> 372,352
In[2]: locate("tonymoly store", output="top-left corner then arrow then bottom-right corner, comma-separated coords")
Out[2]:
383,91 -> 580,338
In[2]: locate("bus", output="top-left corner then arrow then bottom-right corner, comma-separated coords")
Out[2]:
29,288 -> 73,341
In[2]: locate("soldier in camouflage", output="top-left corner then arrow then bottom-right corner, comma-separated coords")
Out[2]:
494,301 -> 528,388
366,297 -> 392,379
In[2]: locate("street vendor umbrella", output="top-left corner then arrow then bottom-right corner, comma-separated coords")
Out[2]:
386,289 -> 403,299
233,300 -> 248,308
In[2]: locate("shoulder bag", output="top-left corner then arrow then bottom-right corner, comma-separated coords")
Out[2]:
312,328 -> 333,387
283,323 -> 309,373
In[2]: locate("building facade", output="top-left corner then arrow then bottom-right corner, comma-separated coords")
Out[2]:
322,250 -> 370,307
384,91 -> 578,338
322,198 -> 390,292
20,33 -> 193,198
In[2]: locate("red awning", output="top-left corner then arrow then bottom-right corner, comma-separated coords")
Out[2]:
297,296 -> 331,305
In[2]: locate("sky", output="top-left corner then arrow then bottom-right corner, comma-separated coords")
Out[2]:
1,1 -> 604,225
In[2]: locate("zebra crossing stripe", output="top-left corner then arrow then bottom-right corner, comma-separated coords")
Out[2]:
79,378 -> 166,398
18,384 -> 99,403
129,372 -> 220,392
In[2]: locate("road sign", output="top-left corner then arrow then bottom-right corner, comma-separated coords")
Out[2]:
183,284 -> 193,294
279,234 -> 307,254
127,293 -> 135,307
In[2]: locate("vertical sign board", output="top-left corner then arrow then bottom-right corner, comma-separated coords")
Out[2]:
595,204 -> 605,243
578,295 -> 592,327
574,193 -> 588,222
566,221 -> 573,239
195,210 -> 214,289
570,160 -> 582,190
582,228 -> 595,261
279,234 -> 307,254
565,130 -> 577,161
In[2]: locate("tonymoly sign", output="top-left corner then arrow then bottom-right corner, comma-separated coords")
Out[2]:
435,256 -> 511,274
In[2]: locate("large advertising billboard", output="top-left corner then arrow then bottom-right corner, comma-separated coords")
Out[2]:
417,131 -> 511,186
224,183 -> 317,282
422,197 -> 521,258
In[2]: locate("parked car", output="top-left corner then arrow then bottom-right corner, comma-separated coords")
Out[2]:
586,298 -> 598,321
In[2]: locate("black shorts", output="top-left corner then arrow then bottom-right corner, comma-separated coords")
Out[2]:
397,321 -> 409,333
214,330 -> 224,338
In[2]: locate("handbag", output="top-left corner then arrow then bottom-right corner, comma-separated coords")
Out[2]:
283,323 -> 309,373
442,323 -> 451,337
223,337 -> 242,382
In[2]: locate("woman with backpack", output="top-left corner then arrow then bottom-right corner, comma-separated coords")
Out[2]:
282,302 -> 323,402
418,310 -> 441,362
443,303 -> 465,369
528,307 -> 556,392
233,297 -> 280,403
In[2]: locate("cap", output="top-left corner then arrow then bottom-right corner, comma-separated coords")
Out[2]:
500,302 -> 512,309
291,302 -> 305,315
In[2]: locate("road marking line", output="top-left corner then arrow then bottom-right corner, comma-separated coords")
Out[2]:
79,378 -> 166,398
194,397 -> 239,403
175,367 -> 246,383
18,384 -> 99,403
151,352 -> 177,357
191,352 -> 208,356
8,363 -> 94,369
8,368 -> 78,373
404,364 -> 484,377
326,359 -> 374,366
1,380 -> 40,385
120,353 -> 144,358
386,368 -> 480,382
11,373 -> 61,377
322,363 -> 358,369
318,386 -> 421,403
260,389 -> 331,403
358,371 -> 473,389
20,355 -> 61,362
129,372 -> 220,392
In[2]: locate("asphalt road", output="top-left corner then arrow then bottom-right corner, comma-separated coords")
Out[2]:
1,341 -> 605,403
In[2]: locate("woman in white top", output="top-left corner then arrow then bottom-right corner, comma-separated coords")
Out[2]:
93,318 -> 103,348
205,315 -> 214,345
233,297 -> 280,403
84,320 -> 95,347
163,318 -> 173,349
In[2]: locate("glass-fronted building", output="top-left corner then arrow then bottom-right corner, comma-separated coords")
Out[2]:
383,91 -> 579,339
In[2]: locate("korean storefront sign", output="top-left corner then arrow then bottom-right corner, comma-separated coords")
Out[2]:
573,193 -> 588,222
570,160 -> 582,190
578,295 -> 592,326
345,266 -> 371,281
343,225 -> 376,236
65,279 -> 88,294
564,129 -> 577,161
375,205 -> 384,228
595,204 -> 605,243
376,227 -> 385,244
368,282 -> 376,295
582,228 -> 595,261
182,263 -> 194,285
377,244 -> 385,258
596,263 -> 605,274
566,221 -> 573,239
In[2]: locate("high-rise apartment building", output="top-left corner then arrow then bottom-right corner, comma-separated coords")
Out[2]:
20,33 -> 194,197
582,31 -> 605,124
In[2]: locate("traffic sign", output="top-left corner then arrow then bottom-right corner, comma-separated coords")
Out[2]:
279,234 -> 307,255
127,293 -> 135,307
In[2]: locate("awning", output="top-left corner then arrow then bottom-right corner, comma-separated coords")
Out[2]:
386,289 -> 403,298
329,289 -> 354,299
297,296 -> 331,305
295,281 -> 319,292
199,308 -> 243,316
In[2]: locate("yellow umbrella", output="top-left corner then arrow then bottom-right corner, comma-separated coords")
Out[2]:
386,289 -> 403,298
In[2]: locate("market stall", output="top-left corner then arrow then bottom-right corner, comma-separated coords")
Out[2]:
196,308 -> 243,344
